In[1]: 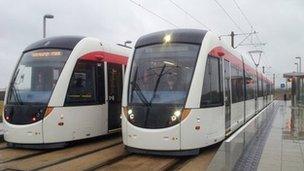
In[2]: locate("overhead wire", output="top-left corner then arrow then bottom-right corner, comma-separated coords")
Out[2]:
232,0 -> 253,29
128,0 -> 178,28
169,0 -> 211,30
231,0 -> 272,72
231,0 -> 264,47
212,0 -> 244,33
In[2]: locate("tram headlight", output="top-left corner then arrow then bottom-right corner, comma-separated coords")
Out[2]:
123,107 -> 135,121
163,34 -> 172,43
174,110 -> 181,117
128,109 -> 135,120
129,113 -> 134,120
4,106 -> 11,122
171,115 -> 177,122
170,109 -> 191,122
171,110 -> 181,122
128,109 -> 133,115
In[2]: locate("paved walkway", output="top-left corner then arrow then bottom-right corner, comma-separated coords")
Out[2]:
258,101 -> 304,170
207,101 -> 304,171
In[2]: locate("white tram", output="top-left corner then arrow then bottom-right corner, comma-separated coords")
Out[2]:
3,36 -> 129,148
121,29 -> 273,155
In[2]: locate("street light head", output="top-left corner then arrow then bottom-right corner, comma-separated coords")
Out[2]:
124,40 -> 132,46
44,14 -> 54,19
124,40 -> 132,44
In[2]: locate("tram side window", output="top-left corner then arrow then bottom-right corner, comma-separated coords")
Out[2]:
266,83 -> 270,95
264,81 -> 267,96
258,79 -> 263,97
253,75 -> 257,98
65,61 -> 105,106
231,66 -> 244,103
201,56 -> 223,108
270,84 -> 273,95
245,72 -> 255,100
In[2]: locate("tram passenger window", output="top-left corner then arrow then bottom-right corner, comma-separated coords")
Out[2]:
231,66 -> 244,103
201,56 -> 223,107
65,61 -> 105,106
264,82 -> 267,96
245,72 -> 254,100
258,79 -> 263,97
262,80 -> 264,96
231,66 -> 238,103
238,68 -> 244,101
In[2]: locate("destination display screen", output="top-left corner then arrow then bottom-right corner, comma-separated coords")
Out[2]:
31,50 -> 63,58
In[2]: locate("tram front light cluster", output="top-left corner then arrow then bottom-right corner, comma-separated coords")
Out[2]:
123,107 -> 135,121
31,109 -> 45,123
5,116 -> 10,121
4,106 -> 11,122
128,109 -> 133,115
171,110 -> 181,122
128,109 -> 135,120
170,109 -> 191,122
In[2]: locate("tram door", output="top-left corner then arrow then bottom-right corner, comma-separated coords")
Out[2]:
107,63 -> 123,130
224,60 -> 232,133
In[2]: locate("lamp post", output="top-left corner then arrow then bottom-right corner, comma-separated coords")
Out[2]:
43,14 -> 54,38
296,57 -> 302,72
295,62 -> 299,72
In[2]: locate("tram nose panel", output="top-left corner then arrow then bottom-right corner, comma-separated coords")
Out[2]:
125,123 -> 180,151
3,121 -> 44,144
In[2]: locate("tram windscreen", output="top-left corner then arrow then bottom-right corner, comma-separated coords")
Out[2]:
128,43 -> 200,106
7,49 -> 71,104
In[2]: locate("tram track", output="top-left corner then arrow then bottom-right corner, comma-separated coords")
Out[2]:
0,149 -> 43,164
0,134 -> 219,171
0,143 -> 7,150
39,143 -> 127,171
84,152 -> 132,171
0,135 -> 122,171
95,154 -> 179,171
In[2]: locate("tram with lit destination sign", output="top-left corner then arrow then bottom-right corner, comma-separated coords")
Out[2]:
3,36 -> 129,148
122,29 -> 273,156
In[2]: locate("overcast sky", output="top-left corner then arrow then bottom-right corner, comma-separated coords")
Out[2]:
0,0 -> 303,88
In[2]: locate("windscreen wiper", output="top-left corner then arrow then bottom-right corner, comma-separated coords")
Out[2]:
130,67 -> 150,107
131,81 -> 150,107
149,64 -> 167,105
9,68 -> 23,105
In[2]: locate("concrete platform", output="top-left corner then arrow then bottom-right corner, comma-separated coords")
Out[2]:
207,101 -> 304,171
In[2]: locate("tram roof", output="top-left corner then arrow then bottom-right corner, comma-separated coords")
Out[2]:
135,29 -> 207,48
23,36 -> 85,52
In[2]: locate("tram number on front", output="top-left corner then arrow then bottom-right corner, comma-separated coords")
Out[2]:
108,95 -> 115,101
